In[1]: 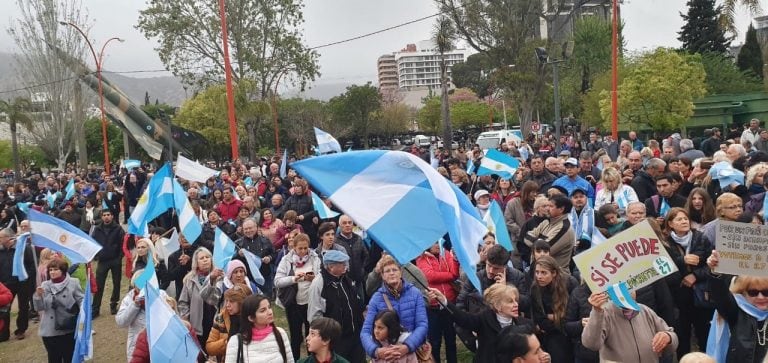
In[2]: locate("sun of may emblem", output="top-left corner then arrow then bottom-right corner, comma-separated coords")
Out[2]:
59,234 -> 68,244
494,163 -> 503,170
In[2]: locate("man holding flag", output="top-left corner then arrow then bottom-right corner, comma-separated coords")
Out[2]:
0,228 -> 35,341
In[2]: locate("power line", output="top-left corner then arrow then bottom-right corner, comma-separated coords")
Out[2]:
309,12 -> 441,50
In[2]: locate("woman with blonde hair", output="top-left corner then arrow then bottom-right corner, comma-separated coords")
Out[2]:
427,283 -> 530,363
702,192 -> 742,244
745,163 -> 768,195
706,251 -> 768,362
594,167 -> 638,216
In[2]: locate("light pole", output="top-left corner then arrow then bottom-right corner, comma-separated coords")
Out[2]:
60,21 -> 123,175
536,47 -> 565,152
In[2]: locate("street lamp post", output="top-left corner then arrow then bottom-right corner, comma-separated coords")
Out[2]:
536,48 -> 565,152
60,21 -> 123,175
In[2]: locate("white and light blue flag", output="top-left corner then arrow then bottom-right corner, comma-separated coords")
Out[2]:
592,227 -> 608,246
63,179 -> 76,201
280,148 -> 288,178
175,154 -> 217,183
314,127 -> 342,154
292,150 -> 488,290
172,179 -> 202,243
311,191 -> 339,219
122,159 -> 141,170
28,210 -> 102,264
606,281 -> 640,311
46,191 -> 57,210
240,248 -> 266,286
482,201 -> 513,252
160,228 -> 180,260
133,252 -> 159,290
146,284 -> 200,363
128,163 -> 174,236
477,149 -> 519,180
71,271 -> 93,362
11,233 -> 30,281
569,205 -> 594,242
213,227 -> 236,270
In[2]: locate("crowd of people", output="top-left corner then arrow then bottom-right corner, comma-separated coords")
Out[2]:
1,120 -> 768,362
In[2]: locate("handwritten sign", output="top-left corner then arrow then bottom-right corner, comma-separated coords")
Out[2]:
573,220 -> 678,292
715,221 -> 768,276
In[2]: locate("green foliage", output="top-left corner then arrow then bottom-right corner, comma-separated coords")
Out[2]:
83,117 -> 126,164
451,53 -> 492,98
417,97 -> 442,134
175,85 -> 242,160
377,102 -> 412,138
600,48 -> 707,132
700,52 -> 763,94
137,0 -> 320,95
328,83 -> 381,148
140,103 -> 176,120
570,17 -> 617,93
678,0 -> 730,55
277,97 -> 329,153
719,0 -> 763,36
451,101 -> 491,129
737,24 -> 764,80
0,140 -> 50,169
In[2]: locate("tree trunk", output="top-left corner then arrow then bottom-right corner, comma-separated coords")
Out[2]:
440,57 -> 452,150
10,119 -> 20,182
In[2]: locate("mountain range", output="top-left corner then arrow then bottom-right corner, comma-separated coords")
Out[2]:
0,52 -> 358,106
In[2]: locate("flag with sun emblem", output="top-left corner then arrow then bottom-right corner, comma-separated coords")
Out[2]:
477,149 -> 520,180
606,281 -> 640,311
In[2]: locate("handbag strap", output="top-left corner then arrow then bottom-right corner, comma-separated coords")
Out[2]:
382,293 -> 394,311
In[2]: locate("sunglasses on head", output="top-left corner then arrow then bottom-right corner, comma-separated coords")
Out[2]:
746,289 -> 768,297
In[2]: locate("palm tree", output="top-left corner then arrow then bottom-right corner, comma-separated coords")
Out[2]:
720,0 -> 763,35
433,16 -> 457,151
0,98 -> 34,181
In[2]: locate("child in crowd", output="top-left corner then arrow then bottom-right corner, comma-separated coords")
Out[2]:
298,317 -> 350,363
597,204 -> 624,237
371,310 -> 417,363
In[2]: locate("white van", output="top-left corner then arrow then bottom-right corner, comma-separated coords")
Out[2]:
413,135 -> 431,147
475,130 -> 523,150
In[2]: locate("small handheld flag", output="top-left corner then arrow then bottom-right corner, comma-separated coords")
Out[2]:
146,284 -> 201,362
213,227 -> 236,270
477,149 -> 519,179
606,281 -> 640,311
280,148 -> 288,178
71,269 -> 93,362
240,248 -> 266,286
482,201 -> 513,251
311,191 -> 339,219
11,234 -> 30,281
63,179 -> 76,201
314,127 -> 342,154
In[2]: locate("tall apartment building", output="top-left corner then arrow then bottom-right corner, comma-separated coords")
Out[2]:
377,40 -> 472,93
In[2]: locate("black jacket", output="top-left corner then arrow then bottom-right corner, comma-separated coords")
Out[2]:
0,242 -> 35,286
91,221 -> 125,261
334,233 -> 369,284
644,194 -> 688,218
565,283 -> 599,363
234,234 -> 275,281
319,268 -> 364,337
447,302 -> 533,363
709,272 -> 768,363
630,170 -> 657,203
167,244 -> 198,299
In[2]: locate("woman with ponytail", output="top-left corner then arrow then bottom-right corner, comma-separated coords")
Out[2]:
225,294 -> 294,362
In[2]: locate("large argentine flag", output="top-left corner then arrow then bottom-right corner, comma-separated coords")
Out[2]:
28,210 -> 102,264
176,153 -> 217,183
172,179 -> 202,242
146,284 -> 200,362
292,150 -> 488,290
128,163 -> 174,236
477,149 -> 520,180
314,127 -> 342,154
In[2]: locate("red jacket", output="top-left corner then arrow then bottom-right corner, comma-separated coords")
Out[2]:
216,198 -> 243,222
130,324 -> 201,363
123,234 -> 135,278
415,250 -> 460,307
0,283 -> 12,333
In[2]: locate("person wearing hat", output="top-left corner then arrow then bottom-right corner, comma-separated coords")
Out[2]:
552,158 -> 595,206
558,150 -> 572,159
568,187 -> 594,255
205,282 -> 252,362
474,189 -> 492,219
308,249 -> 365,363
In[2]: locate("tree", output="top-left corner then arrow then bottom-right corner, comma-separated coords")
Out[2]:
737,24 -> 764,80
175,85 -> 244,161
451,53 -> 492,98
700,52 -> 763,93
7,0 -> 89,170
328,83 -> 381,149
679,0 -> 730,55
600,48 -> 707,132
377,102 -> 413,140
83,116 -> 128,164
417,96 -> 442,134
451,101 -> 491,129
0,97 -> 34,180
720,0 -> 762,35
439,0 -> 578,137
433,16 -> 457,150
277,98 -> 329,155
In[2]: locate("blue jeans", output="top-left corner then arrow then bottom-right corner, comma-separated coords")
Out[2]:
427,307 -> 457,363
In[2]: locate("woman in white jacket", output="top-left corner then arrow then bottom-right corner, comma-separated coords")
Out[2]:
226,294 -> 294,363
274,233 -> 322,360
594,167 -> 639,217
115,270 -> 168,360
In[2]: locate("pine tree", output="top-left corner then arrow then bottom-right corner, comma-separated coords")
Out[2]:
737,24 -> 764,79
678,0 -> 730,54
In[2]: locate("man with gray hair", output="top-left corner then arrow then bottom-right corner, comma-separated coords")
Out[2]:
235,218 -> 275,294
0,228 -> 35,341
678,139 -> 705,161
727,143 -> 747,162
741,118 -> 761,149
631,158 -> 667,202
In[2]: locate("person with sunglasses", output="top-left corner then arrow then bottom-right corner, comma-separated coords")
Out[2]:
706,250 -> 768,362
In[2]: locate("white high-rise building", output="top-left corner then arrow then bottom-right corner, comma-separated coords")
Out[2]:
377,40 -> 472,93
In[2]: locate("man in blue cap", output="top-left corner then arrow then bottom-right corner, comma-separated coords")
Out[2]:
307,249 -> 365,363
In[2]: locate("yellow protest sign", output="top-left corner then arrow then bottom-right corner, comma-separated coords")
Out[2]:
573,220 -> 678,292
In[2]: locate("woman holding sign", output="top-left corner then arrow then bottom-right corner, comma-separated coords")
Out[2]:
662,208 -> 714,359
706,250 -> 768,363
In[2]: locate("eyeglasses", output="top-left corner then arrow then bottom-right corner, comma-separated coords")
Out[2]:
747,289 -> 768,297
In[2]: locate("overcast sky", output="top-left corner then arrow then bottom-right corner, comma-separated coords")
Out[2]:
0,0 -> 756,85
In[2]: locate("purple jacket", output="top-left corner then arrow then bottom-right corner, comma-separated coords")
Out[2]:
745,191 -> 765,215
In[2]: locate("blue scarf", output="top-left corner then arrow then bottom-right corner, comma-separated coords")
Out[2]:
707,293 -> 768,362
569,205 -> 594,242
